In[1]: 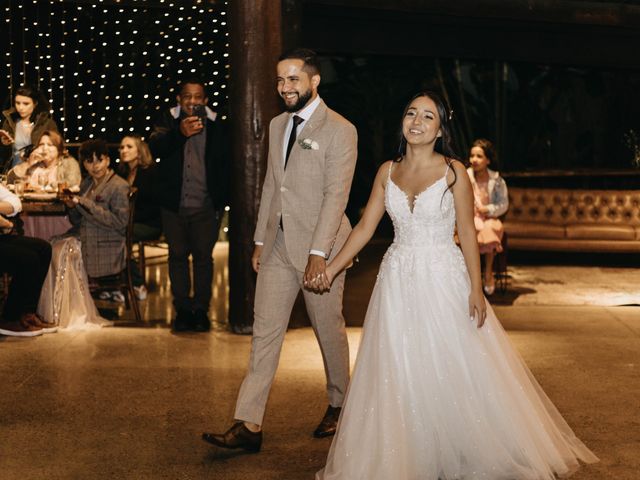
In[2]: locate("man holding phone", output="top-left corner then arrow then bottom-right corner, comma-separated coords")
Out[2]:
149,79 -> 230,332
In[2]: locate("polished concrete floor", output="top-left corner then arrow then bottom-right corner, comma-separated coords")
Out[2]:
1,243 -> 638,479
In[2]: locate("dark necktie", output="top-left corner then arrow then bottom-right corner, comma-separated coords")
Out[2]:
285,115 -> 304,168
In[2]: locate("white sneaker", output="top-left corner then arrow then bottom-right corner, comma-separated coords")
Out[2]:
133,285 -> 148,301
98,291 -> 112,300
111,290 -> 126,303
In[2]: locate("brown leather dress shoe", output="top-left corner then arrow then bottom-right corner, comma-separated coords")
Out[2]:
313,405 -> 342,438
23,313 -> 58,333
202,422 -> 262,453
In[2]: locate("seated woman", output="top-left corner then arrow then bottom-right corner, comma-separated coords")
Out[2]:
8,130 -> 81,189
117,134 -> 161,300
7,131 -> 81,241
0,85 -> 59,170
0,184 -> 54,337
466,139 -> 509,295
38,139 -> 129,329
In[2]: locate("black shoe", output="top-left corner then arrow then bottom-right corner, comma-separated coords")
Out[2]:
172,308 -> 193,332
192,309 -> 211,332
313,405 -> 342,438
202,422 -> 262,453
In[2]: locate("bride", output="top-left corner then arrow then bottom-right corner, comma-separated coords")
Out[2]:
310,92 -> 598,479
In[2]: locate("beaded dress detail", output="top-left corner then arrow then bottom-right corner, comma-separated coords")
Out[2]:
317,163 -> 597,480
37,237 -> 112,330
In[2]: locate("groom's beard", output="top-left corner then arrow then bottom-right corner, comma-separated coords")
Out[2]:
282,89 -> 312,113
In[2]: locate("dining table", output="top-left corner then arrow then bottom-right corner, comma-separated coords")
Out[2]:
19,191 -> 73,241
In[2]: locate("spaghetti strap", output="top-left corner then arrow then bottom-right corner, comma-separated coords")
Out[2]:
444,158 -> 452,178
386,161 -> 394,186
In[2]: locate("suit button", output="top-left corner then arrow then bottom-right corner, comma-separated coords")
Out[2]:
280,187 -> 286,192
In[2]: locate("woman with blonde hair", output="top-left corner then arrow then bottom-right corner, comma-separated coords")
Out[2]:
117,134 -> 161,300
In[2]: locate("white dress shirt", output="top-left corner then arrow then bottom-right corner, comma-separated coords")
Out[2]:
0,184 -> 22,216
280,94 -> 321,165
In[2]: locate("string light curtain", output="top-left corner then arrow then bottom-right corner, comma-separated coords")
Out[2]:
1,0 -> 230,143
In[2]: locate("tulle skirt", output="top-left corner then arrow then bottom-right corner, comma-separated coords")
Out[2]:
317,243 -> 597,480
37,237 -> 112,330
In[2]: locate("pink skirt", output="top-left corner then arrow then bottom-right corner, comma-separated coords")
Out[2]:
474,216 -> 504,254
22,215 -> 73,242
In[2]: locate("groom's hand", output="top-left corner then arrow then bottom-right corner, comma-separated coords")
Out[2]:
251,245 -> 263,273
303,254 -> 327,292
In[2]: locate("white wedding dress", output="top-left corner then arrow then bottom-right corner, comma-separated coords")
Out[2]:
317,164 -> 597,480
37,237 -> 112,330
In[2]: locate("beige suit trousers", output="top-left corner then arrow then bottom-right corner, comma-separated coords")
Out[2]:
234,228 -> 349,426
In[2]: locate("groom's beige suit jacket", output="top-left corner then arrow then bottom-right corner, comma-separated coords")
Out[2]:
254,99 -> 358,271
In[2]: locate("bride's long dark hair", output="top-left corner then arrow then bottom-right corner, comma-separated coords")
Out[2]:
395,91 -> 460,194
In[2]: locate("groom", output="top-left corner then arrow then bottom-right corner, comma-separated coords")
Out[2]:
203,48 -> 358,452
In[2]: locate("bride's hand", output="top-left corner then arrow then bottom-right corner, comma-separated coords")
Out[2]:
468,289 -> 487,328
322,265 -> 336,290
306,265 -> 335,293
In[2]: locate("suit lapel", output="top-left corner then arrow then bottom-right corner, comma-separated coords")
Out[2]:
297,100 -> 327,148
272,114 -> 289,181
283,100 -> 328,176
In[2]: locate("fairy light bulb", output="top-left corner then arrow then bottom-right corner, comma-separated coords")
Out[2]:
3,1 -> 229,143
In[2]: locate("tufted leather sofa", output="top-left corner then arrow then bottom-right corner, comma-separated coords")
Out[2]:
504,188 -> 640,253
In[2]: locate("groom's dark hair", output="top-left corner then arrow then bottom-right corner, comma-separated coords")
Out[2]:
278,48 -> 321,77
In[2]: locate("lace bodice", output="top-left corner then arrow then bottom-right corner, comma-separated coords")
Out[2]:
384,164 -> 456,247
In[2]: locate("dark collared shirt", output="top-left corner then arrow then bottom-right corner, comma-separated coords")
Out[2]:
180,123 -> 211,209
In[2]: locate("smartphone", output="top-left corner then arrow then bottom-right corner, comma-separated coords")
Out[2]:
191,104 -> 206,120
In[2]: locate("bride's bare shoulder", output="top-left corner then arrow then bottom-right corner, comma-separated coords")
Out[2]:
375,160 -> 398,188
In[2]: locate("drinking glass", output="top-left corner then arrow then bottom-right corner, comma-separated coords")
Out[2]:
38,172 -> 47,191
14,179 -> 25,197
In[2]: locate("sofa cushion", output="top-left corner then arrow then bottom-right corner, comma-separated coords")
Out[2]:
566,223 -> 636,241
505,221 -> 565,239
507,188 -> 640,226
508,237 -> 640,253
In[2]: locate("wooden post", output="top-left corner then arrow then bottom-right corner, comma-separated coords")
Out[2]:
227,1 -> 282,333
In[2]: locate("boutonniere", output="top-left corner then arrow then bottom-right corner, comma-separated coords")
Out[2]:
299,138 -> 319,150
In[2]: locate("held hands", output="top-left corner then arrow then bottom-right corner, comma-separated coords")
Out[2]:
474,201 -> 489,215
468,288 -> 487,328
179,116 -> 204,137
303,255 -> 332,293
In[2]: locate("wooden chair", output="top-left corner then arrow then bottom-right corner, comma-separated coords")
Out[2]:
92,188 -> 141,322
124,188 -> 142,322
136,235 -> 167,276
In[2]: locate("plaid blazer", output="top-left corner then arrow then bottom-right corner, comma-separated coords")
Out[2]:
69,170 -> 130,278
